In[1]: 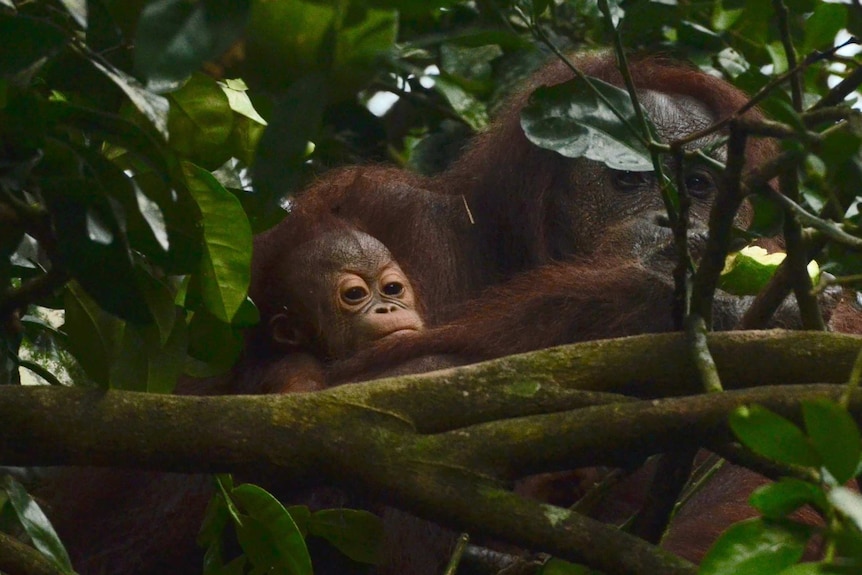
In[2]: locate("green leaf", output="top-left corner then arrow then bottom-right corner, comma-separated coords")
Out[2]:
231,484 -> 312,575
45,100 -> 170,174
183,162 -> 252,323
228,115 -> 267,168
220,79 -> 267,124
719,247 -> 819,296
435,73 -> 489,131
87,55 -> 170,140
749,478 -> 828,519
729,405 -> 821,468
2,476 -> 73,573
777,564 -> 832,575
533,0 -> 552,18
109,310 -> 188,393
198,491 -> 231,552
828,486 -> 862,532
803,399 -> 861,485
135,0 -> 251,90
63,281 -> 123,387
521,76 -> 653,171
185,308 -> 244,377
0,14 -> 69,76
132,171 -> 203,275
540,558 -> 598,574
439,43 -> 502,95
678,20 -> 725,51
699,518 -> 809,575
801,3 -> 847,55
168,73 -> 235,169
309,508 -> 384,565
746,193 -> 784,238
286,506 -> 311,536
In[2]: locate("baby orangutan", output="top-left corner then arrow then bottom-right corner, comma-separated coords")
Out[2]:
246,225 -> 425,394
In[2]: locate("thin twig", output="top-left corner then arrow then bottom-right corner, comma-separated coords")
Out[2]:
765,187 -> 862,250
443,533 -> 470,575
685,315 -> 723,394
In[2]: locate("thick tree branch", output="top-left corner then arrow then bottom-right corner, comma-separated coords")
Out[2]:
2,330 -> 861,575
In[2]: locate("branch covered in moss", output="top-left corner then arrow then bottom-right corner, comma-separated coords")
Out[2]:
2,330 -> 861,574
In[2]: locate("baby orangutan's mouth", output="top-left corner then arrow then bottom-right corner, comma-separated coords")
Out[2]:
378,328 -> 421,341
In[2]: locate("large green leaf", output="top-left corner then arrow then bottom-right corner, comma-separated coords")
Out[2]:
803,399 -> 861,485
699,518 -> 809,575
183,162 -> 252,323
749,478 -> 828,519
231,483 -> 313,575
309,508 -> 384,565
168,73 -> 235,169
109,310 -> 188,393
2,476 -> 73,574
801,3 -> 847,56
729,405 -> 821,468
776,564 -> 831,575
87,55 -> 170,139
435,73 -> 489,131
63,282 -> 122,387
134,0 -> 252,90
521,76 -> 653,171
132,170 -> 203,275
185,307 -> 244,377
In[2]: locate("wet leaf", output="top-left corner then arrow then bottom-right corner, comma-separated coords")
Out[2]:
521,76 -> 653,171
183,162 -> 252,323
309,509 -> 384,565
803,399 -> 861,485
3,476 -> 73,573
699,518 -> 809,575
729,405 -> 820,468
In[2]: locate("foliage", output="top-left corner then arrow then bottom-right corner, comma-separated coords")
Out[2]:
699,398 -> 862,575
1,0 -> 862,574
198,475 -> 383,575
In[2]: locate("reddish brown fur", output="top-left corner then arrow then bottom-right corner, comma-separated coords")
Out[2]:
235,211 -> 427,395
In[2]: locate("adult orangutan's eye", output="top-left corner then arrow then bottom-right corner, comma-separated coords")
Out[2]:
611,170 -> 649,191
685,172 -> 715,199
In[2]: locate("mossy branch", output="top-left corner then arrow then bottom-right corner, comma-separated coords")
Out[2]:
2,330 -> 862,574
